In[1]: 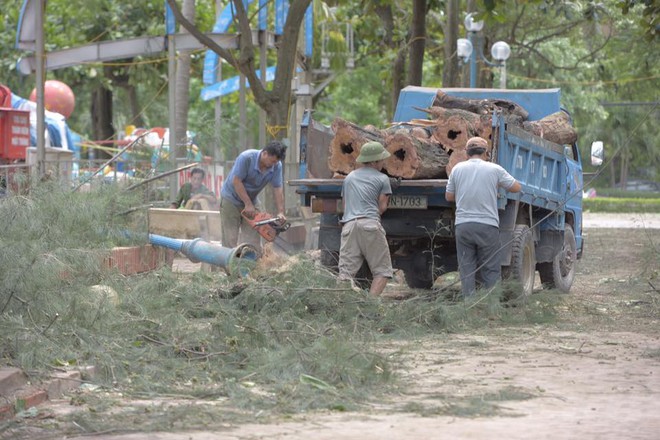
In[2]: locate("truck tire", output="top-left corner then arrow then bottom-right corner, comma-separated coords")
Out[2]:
403,269 -> 434,289
503,224 -> 536,299
320,249 -> 339,272
321,249 -> 372,289
537,224 -> 576,293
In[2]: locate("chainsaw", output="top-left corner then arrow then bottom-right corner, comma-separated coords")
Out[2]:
241,210 -> 290,242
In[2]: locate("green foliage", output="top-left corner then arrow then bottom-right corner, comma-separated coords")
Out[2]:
0,0 -> 656,181
314,66 -> 390,125
0,185 -> 566,434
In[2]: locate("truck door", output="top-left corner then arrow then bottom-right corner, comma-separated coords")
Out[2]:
564,142 -> 583,254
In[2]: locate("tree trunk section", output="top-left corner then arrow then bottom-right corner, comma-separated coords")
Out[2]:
384,129 -> 449,179
522,111 -> 577,145
328,118 -> 382,175
424,106 -> 493,153
433,90 -> 530,120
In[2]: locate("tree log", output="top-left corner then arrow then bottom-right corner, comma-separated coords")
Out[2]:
445,140 -> 494,175
522,111 -> 577,145
383,129 -> 449,179
420,107 -> 493,153
328,118 -> 383,175
433,90 -> 530,120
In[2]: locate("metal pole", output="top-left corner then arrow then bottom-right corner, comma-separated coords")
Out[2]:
259,31 -> 267,147
214,0 -> 223,161
468,31 -> 477,88
500,61 -> 507,89
35,0 -> 46,177
214,59 -> 223,160
168,30 -> 178,201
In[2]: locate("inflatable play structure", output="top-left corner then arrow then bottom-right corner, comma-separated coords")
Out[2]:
0,82 -> 78,165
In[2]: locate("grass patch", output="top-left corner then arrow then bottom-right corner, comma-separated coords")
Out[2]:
1,183 -> 564,436
583,197 -> 660,213
400,386 -> 536,418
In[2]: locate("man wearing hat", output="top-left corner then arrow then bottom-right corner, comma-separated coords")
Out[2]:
338,141 -> 394,296
445,137 -> 521,298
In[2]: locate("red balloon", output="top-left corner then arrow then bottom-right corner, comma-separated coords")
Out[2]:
29,80 -> 75,119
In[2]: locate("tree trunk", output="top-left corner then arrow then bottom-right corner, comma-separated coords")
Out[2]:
91,81 -> 114,159
442,0 -> 460,87
522,111 -> 577,145
392,46 -> 407,116
125,85 -> 145,128
407,0 -> 426,87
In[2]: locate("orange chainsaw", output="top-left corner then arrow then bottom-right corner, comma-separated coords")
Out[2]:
241,210 -> 290,242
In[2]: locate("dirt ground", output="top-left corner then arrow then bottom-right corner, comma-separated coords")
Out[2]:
5,215 -> 660,439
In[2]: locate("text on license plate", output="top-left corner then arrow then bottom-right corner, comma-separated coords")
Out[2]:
388,195 -> 427,209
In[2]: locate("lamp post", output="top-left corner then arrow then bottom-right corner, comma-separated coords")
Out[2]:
457,13 -> 511,89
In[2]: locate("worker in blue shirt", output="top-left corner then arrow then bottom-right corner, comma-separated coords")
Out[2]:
220,141 -> 287,251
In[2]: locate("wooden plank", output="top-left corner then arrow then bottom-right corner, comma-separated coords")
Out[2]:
148,208 -> 221,240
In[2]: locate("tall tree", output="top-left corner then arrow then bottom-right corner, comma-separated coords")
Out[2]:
442,0 -> 460,87
166,0 -> 312,141
407,0 -> 427,86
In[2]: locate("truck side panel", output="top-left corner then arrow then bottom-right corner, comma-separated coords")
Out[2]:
497,124 -> 566,213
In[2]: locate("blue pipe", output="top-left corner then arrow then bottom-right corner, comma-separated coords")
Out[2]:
148,234 -> 258,277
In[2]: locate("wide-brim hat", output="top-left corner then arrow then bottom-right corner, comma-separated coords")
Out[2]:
356,141 -> 391,163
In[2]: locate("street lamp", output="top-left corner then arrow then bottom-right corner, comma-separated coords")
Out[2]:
459,13 -> 511,89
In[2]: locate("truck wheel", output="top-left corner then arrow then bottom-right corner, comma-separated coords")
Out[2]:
538,224 -> 576,293
403,270 -> 433,289
354,264 -> 373,290
503,224 -> 536,299
320,249 -> 339,272
321,249 -> 372,289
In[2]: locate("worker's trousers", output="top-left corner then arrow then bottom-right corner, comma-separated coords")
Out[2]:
219,198 -> 262,253
455,222 -> 502,297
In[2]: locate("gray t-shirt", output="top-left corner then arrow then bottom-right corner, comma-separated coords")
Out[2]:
446,158 -> 517,227
341,167 -> 392,223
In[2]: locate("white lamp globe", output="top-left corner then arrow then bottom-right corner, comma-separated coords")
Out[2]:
457,38 -> 473,59
491,41 -> 511,61
464,13 -> 484,32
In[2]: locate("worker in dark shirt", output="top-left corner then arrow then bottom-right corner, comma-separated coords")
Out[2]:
170,167 -> 217,210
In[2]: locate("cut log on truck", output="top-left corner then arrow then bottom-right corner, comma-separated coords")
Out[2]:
383,129 -> 449,179
522,111 -> 578,145
328,118 -> 382,175
445,139 -> 495,175
416,106 -> 493,154
433,90 -> 530,120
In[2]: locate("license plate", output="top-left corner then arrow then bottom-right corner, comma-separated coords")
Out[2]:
388,195 -> 427,209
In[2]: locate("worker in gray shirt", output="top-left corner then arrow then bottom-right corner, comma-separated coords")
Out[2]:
339,141 -> 393,296
446,137 -> 521,297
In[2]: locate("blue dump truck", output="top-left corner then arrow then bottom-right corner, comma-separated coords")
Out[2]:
289,86 -> 585,297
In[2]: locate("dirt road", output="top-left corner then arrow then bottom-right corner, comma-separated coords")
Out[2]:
4,218 -> 659,440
